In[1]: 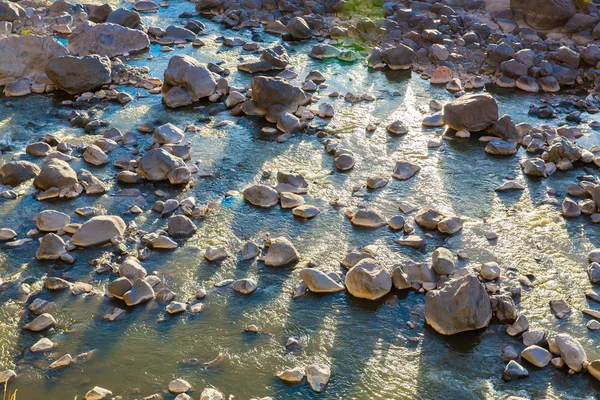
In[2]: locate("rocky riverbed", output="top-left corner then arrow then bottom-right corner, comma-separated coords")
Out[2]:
1,0 -> 600,398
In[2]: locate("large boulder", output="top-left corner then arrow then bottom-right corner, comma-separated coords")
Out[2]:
263,236 -> 299,267
425,274 -> 492,335
106,8 -> 141,29
123,278 -> 155,306
0,161 -> 40,186
250,76 -> 309,112
0,1 -> 25,22
71,216 -> 126,247
555,333 -> 587,372
285,17 -> 312,40
46,55 -> 112,94
33,159 -> 78,190
381,44 -> 415,70
243,184 -> 279,208
442,93 -> 499,132
0,35 -> 68,86
299,268 -> 344,293
510,0 -> 576,30
162,55 -> 216,104
137,148 -> 186,181
67,21 -> 150,58
345,260 -> 392,300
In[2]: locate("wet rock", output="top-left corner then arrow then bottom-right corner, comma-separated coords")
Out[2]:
137,148 -> 185,181
437,217 -> 463,234
250,76 -> 309,112
67,21 -> 150,58
280,192 -> 305,209
562,198 -> 581,218
503,360 -> 529,381
555,333 -> 587,372
432,247 -> 455,275
521,345 -> 552,367
119,257 -> 147,282
71,216 -> 126,247
241,241 -> 259,260
0,35 -> 68,86
350,210 -> 387,229
299,268 -> 344,293
382,44 -> 415,70
148,235 -> 177,249
49,354 -> 73,369
166,302 -> 186,314
167,215 -> 197,237
36,210 -> 70,232
386,120 -> 408,136
415,208 -> 443,230
481,262 -> 501,280
153,123 -> 184,145
285,17 -> 312,40
0,370 -> 16,384
205,245 -> 227,261
108,277 -> 133,300
550,299 -> 571,319
392,161 -> 420,180
292,205 -> 320,219
84,386 -> 112,400
0,161 -> 40,186
83,145 -> 109,166
263,237 -> 299,267
506,314 -> 529,336
107,8 -> 141,28
345,260 -> 392,300
232,278 -> 257,295
36,233 -> 67,260
33,159 -> 78,190
24,313 -> 56,331
46,55 -> 111,94
243,184 -> 279,208
163,55 -> 216,104
276,367 -> 305,383
200,388 -> 224,400
502,345 -> 519,362
123,279 -> 155,306
31,337 -> 54,352
305,364 -> 330,393
425,275 -> 492,335
442,93 -> 499,132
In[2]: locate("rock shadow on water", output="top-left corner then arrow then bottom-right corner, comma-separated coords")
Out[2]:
437,135 -> 522,220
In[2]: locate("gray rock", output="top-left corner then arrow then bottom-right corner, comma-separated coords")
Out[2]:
503,360 -> 528,381
123,279 -> 155,306
24,313 -> 56,331
425,275 -> 492,335
243,184 -> 279,208
263,236 -> 299,267
345,260 -> 391,300
163,55 -> 216,103
33,159 -> 78,190
167,215 -> 197,237
71,216 -> 126,247
67,21 -> 150,58
285,17 -> 312,40
137,148 -> 185,181
0,161 -> 40,186
521,345 -> 552,367
555,333 -> 587,372
46,55 -> 111,94
443,93 -> 499,132
0,35 -> 68,86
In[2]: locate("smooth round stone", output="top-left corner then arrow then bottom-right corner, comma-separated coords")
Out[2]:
292,205 -> 320,219
387,215 -> 405,230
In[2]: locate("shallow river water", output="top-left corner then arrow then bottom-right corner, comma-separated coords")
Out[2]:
1,2 -> 600,399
